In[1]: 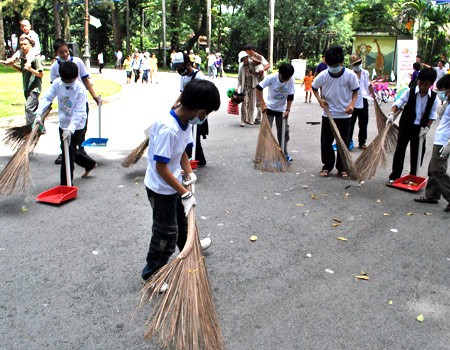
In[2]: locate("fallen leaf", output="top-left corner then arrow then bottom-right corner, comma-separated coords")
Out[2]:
388,300 -> 393,305
302,185 -> 308,189
355,275 -> 369,280
406,212 -> 414,216
390,228 -> 398,233
375,199 -> 381,203
337,237 -> 348,241
306,253 -> 312,258
417,314 -> 424,322
383,213 -> 390,216
296,203 -> 305,207
360,271 -> 367,275
250,235 -> 258,242
325,269 -> 334,274
332,223 -> 340,227
311,194 -> 318,199
345,193 -> 350,198
424,212 -> 432,216
332,218 -> 342,223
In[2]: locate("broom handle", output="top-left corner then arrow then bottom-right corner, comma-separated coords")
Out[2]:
63,137 -> 72,187
192,125 -> 197,160
178,184 -> 196,259
98,95 -> 102,138
281,117 -> 286,155
417,134 -> 424,175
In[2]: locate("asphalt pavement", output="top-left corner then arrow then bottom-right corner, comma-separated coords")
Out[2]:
1,68 -> 449,350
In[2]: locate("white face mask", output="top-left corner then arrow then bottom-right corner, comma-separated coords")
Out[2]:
189,114 -> 207,125
328,65 -> 342,74
63,81 -> 76,88
352,65 -> 361,72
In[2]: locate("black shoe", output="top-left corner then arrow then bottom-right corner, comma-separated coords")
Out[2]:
54,154 -> 62,164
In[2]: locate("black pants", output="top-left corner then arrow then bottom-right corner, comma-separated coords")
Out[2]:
142,188 -> 187,281
350,98 -> 369,146
186,132 -> 206,166
321,116 -> 351,173
266,109 -> 290,155
59,128 -> 96,185
389,125 -> 424,180
99,63 -> 104,73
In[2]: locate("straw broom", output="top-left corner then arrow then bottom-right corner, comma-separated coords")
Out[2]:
121,137 -> 149,168
137,194 -> 224,350
3,107 -> 52,150
0,122 -> 41,196
323,106 -> 360,181
254,113 -> 288,172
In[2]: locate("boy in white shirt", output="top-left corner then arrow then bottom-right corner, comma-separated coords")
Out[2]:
256,63 -> 295,161
141,79 -> 220,283
34,62 -> 97,185
312,46 -> 359,178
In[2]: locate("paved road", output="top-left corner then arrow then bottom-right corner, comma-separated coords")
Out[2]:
1,69 -> 449,350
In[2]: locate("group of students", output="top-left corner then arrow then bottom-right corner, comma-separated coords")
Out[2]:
1,24 -> 100,186
122,49 -> 158,84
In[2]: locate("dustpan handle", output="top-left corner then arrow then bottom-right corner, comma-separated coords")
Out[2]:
98,95 -> 102,138
417,134 -> 425,174
191,125 -> 197,160
281,117 -> 286,154
63,136 -> 71,186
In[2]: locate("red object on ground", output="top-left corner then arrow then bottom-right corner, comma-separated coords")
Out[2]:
391,174 -> 427,192
190,159 -> 199,169
227,100 -> 239,115
36,185 -> 78,204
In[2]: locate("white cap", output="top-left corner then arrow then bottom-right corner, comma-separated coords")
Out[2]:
238,51 -> 248,62
172,52 -> 185,65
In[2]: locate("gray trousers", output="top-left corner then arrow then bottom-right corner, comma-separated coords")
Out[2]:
25,91 -> 40,124
425,145 -> 450,203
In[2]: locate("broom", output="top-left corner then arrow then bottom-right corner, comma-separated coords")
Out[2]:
254,113 -> 288,172
3,107 -> 52,150
0,121 -> 41,196
121,137 -> 149,168
323,106 -> 360,181
137,189 -> 224,350
372,98 -> 400,153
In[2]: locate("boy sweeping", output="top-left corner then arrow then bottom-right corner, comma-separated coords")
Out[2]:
141,79 -> 220,284
34,62 -> 97,185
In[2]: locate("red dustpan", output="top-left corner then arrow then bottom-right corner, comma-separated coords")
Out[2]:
36,137 -> 78,204
391,134 -> 428,192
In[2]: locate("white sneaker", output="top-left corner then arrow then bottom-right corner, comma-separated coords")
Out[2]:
200,237 -> 212,251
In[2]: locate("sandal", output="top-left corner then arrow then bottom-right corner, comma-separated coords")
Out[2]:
338,171 -> 349,179
319,169 -> 330,177
414,196 -> 438,204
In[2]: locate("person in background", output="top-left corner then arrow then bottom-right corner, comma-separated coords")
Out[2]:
140,52 -> 150,84
349,53 -> 370,149
409,62 -> 421,88
256,63 -> 296,161
123,54 -> 132,84
97,50 -> 104,73
414,74 -> 450,212
149,53 -> 158,83
312,46 -> 359,179
131,52 -> 142,83
1,35 -> 43,126
386,68 -> 438,185
115,49 -> 123,69
301,70 -> 314,103
207,51 -> 217,79
5,19 -> 41,68
215,53 -> 223,78
314,55 -> 327,78
141,79 -> 220,286
237,51 -> 258,126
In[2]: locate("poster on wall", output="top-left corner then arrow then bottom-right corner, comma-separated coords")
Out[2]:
352,35 -> 397,79
396,40 -> 417,88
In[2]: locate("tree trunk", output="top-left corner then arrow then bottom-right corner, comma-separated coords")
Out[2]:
0,2 -> 5,59
52,0 -> 62,39
63,0 -> 71,42
111,1 -> 122,49
170,0 -> 181,50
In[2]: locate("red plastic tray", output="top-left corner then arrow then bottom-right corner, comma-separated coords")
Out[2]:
36,186 -> 78,204
190,159 -> 199,170
391,175 -> 427,192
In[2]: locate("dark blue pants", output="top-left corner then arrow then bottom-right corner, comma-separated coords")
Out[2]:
142,187 -> 187,281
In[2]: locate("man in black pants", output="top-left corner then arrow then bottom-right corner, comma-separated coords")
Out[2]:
386,68 -> 438,185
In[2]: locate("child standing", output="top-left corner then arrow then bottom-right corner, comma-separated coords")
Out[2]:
34,62 -> 97,184
386,68 -> 438,185
141,79 -> 220,283
312,46 -> 359,178
302,70 -> 313,103
123,54 -> 132,84
6,20 -> 41,68
255,63 -> 296,161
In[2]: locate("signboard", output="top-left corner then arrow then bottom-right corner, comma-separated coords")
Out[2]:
396,40 -> 417,88
89,15 -> 102,29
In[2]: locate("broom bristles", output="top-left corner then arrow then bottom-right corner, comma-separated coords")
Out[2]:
121,138 -> 149,167
137,203 -> 224,350
3,107 -> 52,150
323,107 -> 361,181
371,97 -> 400,153
254,114 -> 289,172
0,123 -> 40,196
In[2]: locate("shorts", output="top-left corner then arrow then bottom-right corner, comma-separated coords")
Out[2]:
126,71 -> 132,78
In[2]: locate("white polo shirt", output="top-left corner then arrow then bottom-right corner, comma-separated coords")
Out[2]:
434,104 -> 450,146
354,68 -> 370,109
144,110 -> 194,195
312,68 -> 360,118
258,72 -> 295,112
50,56 -> 90,83
179,69 -> 204,92
393,86 -> 438,125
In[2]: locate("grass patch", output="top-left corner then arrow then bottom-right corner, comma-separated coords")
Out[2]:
0,65 -> 121,118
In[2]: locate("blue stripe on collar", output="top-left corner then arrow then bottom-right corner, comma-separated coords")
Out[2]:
170,109 -> 188,130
